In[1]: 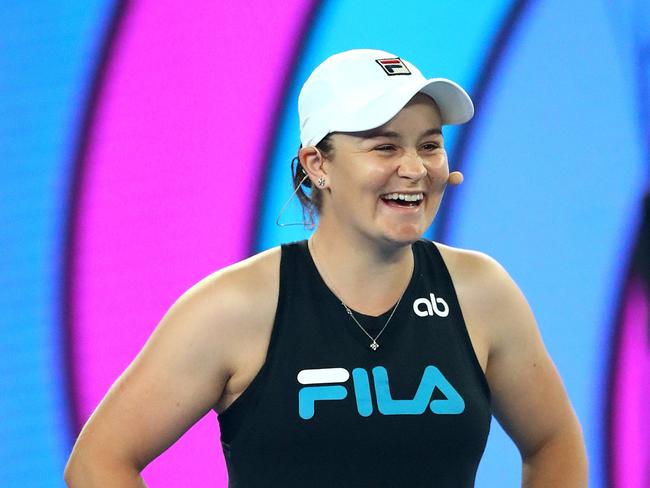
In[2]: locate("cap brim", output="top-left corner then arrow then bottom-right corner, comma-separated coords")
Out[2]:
328,77 -> 474,136
419,78 -> 474,125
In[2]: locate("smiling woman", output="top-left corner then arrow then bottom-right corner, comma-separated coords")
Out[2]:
302,93 -> 448,245
65,49 -> 587,488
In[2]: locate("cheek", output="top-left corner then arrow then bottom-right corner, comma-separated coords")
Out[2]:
426,153 -> 449,175
432,151 -> 448,167
363,162 -> 395,185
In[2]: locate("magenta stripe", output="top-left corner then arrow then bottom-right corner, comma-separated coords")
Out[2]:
71,1 -> 315,485
611,276 -> 649,488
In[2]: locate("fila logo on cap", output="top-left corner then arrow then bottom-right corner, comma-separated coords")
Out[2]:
375,57 -> 411,76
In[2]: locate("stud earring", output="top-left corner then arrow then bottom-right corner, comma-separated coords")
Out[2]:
317,177 -> 326,188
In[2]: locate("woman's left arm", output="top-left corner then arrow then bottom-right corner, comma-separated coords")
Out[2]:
475,254 -> 588,487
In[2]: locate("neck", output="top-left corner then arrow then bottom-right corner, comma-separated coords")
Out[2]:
309,226 -> 415,316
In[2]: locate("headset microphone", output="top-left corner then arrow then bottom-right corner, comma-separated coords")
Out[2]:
447,171 -> 464,186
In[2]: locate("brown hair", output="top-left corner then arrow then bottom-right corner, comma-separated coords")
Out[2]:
290,134 -> 334,226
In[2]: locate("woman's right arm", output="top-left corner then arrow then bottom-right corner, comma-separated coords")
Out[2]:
64,251 -> 279,487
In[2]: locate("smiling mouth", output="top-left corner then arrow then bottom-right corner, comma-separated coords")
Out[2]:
380,192 -> 424,208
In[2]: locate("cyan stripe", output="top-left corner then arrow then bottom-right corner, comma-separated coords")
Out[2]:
0,2 -> 116,486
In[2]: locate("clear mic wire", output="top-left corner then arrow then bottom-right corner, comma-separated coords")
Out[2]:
275,173 -> 314,227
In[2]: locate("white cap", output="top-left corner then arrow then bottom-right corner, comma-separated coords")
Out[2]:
298,49 -> 474,147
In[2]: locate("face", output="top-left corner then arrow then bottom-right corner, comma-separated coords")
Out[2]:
319,93 -> 449,247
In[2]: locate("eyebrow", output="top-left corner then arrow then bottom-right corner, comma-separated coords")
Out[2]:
361,127 -> 442,139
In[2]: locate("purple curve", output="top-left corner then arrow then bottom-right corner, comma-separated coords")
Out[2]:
611,276 -> 649,488
71,1 -> 315,486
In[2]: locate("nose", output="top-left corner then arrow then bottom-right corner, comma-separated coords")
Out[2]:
397,151 -> 427,180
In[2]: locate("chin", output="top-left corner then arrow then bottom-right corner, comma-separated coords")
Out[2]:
380,225 -> 427,247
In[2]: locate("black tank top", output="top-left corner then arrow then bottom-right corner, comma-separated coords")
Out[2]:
217,240 -> 491,487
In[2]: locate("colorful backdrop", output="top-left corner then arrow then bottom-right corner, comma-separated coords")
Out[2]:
1,1 -> 648,486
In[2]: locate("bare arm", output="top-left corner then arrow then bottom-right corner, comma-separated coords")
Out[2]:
474,253 -> 588,487
64,250 -> 279,487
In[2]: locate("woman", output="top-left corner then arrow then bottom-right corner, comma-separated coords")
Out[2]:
65,49 -> 588,487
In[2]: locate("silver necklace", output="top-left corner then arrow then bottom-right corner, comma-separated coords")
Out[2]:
341,291 -> 406,350
309,238 -> 409,351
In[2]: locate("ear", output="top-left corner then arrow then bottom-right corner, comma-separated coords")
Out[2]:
298,146 -> 328,188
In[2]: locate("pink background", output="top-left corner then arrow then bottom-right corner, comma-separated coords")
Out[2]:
610,277 -> 649,488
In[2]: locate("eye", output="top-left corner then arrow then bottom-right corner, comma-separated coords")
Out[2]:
374,144 -> 397,152
421,142 -> 441,151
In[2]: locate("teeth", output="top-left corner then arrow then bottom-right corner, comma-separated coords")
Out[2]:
382,193 -> 424,202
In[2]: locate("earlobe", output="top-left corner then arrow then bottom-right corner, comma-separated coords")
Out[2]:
299,146 -> 328,188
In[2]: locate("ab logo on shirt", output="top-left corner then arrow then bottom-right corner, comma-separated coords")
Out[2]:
413,292 -> 449,317
297,366 -> 465,420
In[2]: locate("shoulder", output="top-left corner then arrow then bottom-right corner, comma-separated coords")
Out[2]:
199,245 -> 282,296
179,246 -> 282,325
427,240 -> 530,351
164,246 -> 282,366
187,246 -> 284,413
426,240 -> 506,287
133,247 -> 284,403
